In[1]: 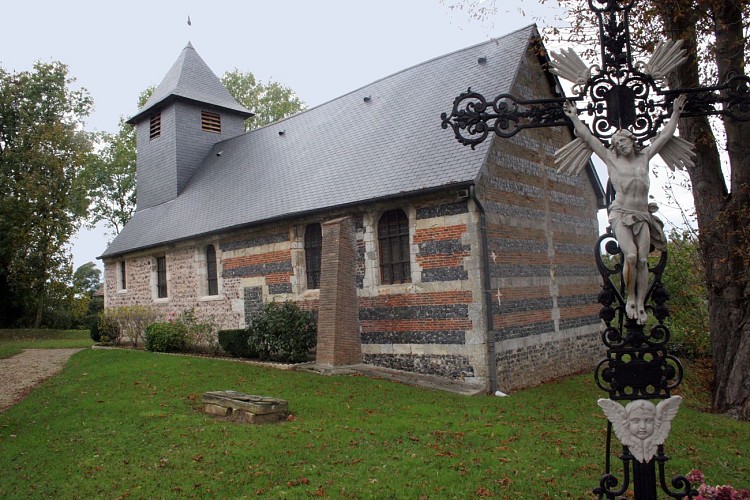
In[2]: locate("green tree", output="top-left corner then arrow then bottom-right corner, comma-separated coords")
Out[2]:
0,61 -> 93,328
86,87 -> 153,237
220,69 -> 305,131
661,232 -> 710,358
73,261 -> 101,297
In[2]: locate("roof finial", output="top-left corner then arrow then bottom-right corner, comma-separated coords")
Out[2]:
187,15 -> 192,26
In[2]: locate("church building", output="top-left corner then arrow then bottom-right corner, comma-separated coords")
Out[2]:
100,25 -> 606,393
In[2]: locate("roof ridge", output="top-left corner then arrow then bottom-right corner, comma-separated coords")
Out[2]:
242,25 -> 538,134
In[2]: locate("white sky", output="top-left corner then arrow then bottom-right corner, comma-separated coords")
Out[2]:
2,0 -> 695,273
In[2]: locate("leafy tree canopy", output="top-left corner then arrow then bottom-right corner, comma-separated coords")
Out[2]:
0,61 -> 93,327
221,69 -> 305,131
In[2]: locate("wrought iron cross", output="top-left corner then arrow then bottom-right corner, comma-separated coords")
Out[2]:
441,1 -> 749,499
441,0 -> 749,149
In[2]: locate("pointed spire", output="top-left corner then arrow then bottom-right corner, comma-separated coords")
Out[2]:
127,42 -> 252,124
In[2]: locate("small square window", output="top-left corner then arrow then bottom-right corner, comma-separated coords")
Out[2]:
201,111 -> 221,134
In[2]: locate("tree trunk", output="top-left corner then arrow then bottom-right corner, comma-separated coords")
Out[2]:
34,286 -> 44,329
660,3 -> 750,419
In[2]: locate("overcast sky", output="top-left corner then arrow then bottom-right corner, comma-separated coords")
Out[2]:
3,1 -> 694,272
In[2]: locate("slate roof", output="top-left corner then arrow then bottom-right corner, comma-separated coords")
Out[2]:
102,26 -> 555,258
127,42 -> 252,124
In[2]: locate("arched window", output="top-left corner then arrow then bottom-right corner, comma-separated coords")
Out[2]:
304,223 -> 322,289
206,244 -> 218,296
378,209 -> 411,284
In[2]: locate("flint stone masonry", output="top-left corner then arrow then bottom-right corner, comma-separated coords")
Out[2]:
202,391 -> 288,424
364,353 -> 474,379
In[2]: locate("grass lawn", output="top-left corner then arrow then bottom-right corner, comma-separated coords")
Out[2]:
0,348 -> 747,498
0,329 -> 94,359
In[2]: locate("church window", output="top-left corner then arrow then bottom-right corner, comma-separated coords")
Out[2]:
206,244 -> 218,296
201,111 -> 221,134
117,261 -> 127,290
156,256 -> 168,298
304,223 -> 322,289
378,209 -> 411,285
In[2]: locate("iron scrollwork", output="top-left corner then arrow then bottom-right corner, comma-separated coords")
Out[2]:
440,89 -> 570,148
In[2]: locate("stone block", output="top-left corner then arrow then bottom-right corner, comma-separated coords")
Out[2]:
202,391 -> 288,415
204,403 -> 232,417
202,391 -> 288,424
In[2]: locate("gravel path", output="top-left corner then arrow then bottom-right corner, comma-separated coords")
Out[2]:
0,348 -> 84,412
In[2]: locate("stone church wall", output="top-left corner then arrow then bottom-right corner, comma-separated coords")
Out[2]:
478,46 -> 605,391
103,193 -> 489,387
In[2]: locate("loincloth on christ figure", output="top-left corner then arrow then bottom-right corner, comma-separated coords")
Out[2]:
609,204 -> 667,251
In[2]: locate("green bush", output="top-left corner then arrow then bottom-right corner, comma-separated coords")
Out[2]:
97,312 -> 122,345
176,309 -> 220,355
144,322 -> 188,353
99,305 -> 157,348
661,231 -> 710,359
248,301 -> 316,363
217,329 -> 258,358
89,316 -> 101,343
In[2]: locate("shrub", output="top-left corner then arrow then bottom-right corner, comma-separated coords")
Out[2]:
177,309 -> 220,355
144,322 -> 188,353
89,315 -> 101,342
218,329 -> 258,358
100,305 -> 157,348
248,301 -> 316,363
98,312 -> 123,345
661,232 -> 710,359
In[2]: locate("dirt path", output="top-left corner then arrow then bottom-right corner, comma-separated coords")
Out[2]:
0,348 -> 84,412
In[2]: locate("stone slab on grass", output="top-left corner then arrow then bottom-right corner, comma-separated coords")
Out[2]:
202,390 -> 288,423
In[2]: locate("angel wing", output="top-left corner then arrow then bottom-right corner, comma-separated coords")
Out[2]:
597,399 -> 638,448
658,135 -> 696,171
548,48 -> 593,94
653,396 -> 683,446
555,137 -> 594,176
637,40 -> 687,81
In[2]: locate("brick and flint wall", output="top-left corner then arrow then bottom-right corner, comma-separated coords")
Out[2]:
358,196 -> 488,385
103,194 -> 490,386
476,46 -> 604,391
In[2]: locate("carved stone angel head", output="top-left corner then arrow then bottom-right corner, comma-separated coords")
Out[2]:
598,396 -> 683,463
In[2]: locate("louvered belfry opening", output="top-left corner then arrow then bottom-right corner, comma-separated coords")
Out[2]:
201,110 -> 221,134
149,113 -> 161,140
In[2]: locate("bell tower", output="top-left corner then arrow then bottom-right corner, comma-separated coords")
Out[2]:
126,42 -> 253,210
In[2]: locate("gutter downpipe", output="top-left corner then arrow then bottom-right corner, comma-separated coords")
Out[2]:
470,184 -> 498,394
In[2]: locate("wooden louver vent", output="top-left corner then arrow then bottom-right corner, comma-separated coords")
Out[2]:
149,113 -> 161,140
201,111 -> 221,134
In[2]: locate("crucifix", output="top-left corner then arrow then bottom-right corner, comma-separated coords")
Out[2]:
441,1 -> 749,498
